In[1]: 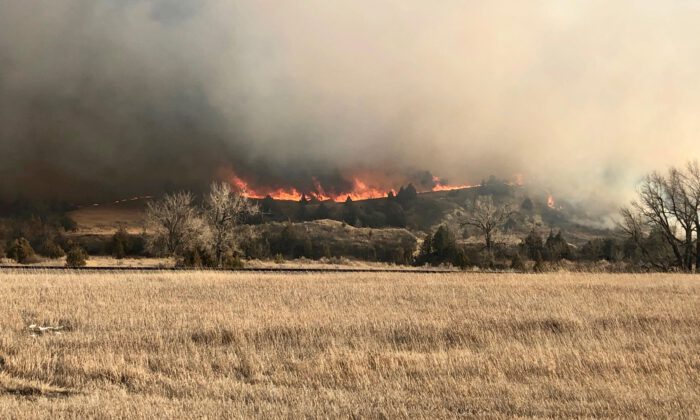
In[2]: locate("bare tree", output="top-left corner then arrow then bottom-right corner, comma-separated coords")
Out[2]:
685,161 -> 700,270
618,207 -> 670,271
204,182 -> 259,267
146,191 -> 207,258
461,196 -> 512,254
621,161 -> 700,272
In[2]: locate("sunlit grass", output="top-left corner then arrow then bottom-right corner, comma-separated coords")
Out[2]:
0,271 -> 698,418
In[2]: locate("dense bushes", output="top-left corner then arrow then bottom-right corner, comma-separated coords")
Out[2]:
54,230 -> 148,258
510,252 -> 526,270
38,238 -> 66,259
415,226 -> 468,268
0,208 -> 80,263
109,227 -> 146,259
240,221 -> 416,265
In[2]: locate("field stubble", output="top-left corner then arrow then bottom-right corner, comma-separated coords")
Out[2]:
0,271 -> 698,418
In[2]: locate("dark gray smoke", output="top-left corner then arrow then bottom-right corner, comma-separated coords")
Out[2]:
2,1 -> 700,208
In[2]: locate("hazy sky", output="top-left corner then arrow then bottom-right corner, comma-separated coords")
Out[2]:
1,0 -> 700,207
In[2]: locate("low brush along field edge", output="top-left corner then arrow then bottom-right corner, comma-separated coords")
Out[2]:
0,272 -> 698,418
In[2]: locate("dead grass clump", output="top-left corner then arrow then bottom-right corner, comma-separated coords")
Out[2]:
0,373 -> 72,399
512,317 -> 579,335
190,328 -> 240,346
235,350 -> 262,384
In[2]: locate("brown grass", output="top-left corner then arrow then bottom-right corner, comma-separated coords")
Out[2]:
0,271 -> 698,418
68,203 -> 146,235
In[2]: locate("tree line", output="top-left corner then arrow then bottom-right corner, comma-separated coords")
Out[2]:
2,163 -> 699,272
416,161 -> 700,272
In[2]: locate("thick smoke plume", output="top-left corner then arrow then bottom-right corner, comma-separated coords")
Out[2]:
2,1 -> 700,210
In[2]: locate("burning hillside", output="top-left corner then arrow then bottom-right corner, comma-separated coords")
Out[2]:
221,167 -> 477,202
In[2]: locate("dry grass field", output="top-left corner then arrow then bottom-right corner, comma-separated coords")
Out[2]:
68,201 -> 148,235
0,271 -> 698,418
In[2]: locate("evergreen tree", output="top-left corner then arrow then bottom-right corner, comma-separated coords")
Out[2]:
113,240 -> 126,260
544,231 -> 571,261
38,238 -> 65,259
111,227 -> 130,259
397,183 -> 418,202
523,230 -> 544,260
65,245 -> 88,268
431,225 -> 458,263
9,237 -> 35,264
416,231 -> 434,265
431,226 -> 452,257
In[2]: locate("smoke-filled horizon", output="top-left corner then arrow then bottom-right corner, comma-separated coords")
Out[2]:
2,1 -> 700,212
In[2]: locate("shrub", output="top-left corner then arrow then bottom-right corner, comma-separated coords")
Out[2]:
9,237 -> 36,264
109,227 -> 147,258
544,231 -> 571,261
397,184 -> 418,205
65,246 -> 88,268
179,247 -> 216,269
511,252 -> 526,271
414,226 -> 466,267
38,238 -> 65,259
59,215 -> 78,232
415,232 -> 433,265
111,227 -> 129,259
452,247 -> 469,269
113,240 -> 126,259
532,250 -> 546,273
222,252 -> 244,269
522,230 -> 544,260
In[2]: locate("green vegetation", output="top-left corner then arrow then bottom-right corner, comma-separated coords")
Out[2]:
65,245 -> 88,268
8,237 -> 36,264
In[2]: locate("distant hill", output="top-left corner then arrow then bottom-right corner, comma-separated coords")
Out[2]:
67,182 -> 612,246
252,184 -> 612,245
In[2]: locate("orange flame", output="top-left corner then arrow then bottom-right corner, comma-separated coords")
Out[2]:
431,176 -> 477,192
547,194 -> 556,209
223,168 -> 476,202
232,175 -> 305,201
343,179 -> 392,201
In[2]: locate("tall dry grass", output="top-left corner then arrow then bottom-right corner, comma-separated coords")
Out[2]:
0,271 -> 698,418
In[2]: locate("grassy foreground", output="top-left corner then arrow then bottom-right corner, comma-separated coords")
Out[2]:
0,271 -> 698,418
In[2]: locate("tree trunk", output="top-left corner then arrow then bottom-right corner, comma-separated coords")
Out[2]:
216,248 -> 223,268
686,229 -> 694,272
662,231 -> 685,271
696,220 -> 700,273
216,238 -> 224,268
